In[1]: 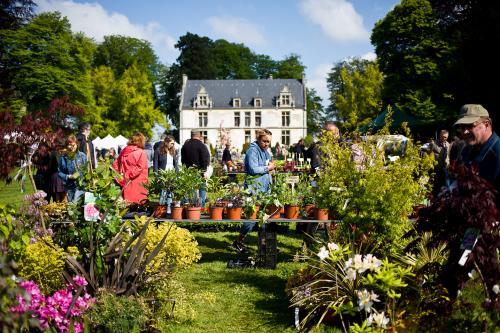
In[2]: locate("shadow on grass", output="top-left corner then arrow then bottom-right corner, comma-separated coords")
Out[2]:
215,269 -> 295,328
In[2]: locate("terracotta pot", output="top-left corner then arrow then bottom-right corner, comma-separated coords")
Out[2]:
209,206 -> 224,220
304,204 -> 315,218
266,205 -> 281,219
186,206 -> 202,220
246,205 -> 260,219
152,205 -> 167,218
280,207 -> 285,214
314,207 -> 329,220
285,205 -> 300,219
171,206 -> 183,220
226,207 -> 242,220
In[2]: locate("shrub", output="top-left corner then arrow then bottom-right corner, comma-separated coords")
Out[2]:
86,291 -> 149,333
18,237 -> 66,293
317,132 -> 433,254
139,218 -> 201,277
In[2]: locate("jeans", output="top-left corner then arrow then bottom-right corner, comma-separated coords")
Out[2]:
240,221 -> 256,237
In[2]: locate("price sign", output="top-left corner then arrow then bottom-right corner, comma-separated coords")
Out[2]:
286,175 -> 300,184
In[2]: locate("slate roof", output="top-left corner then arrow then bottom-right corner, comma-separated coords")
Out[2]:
181,78 -> 305,109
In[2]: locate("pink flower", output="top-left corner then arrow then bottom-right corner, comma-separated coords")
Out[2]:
73,275 -> 88,287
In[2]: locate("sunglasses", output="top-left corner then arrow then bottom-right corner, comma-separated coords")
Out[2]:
460,121 -> 487,130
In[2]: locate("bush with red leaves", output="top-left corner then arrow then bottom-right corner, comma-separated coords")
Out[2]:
0,97 -> 83,182
418,163 -> 499,310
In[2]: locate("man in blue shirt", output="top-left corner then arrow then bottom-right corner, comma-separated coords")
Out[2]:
230,129 -> 275,253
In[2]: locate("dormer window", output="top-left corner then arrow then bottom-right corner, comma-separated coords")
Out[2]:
194,86 -> 211,108
233,98 -> 241,108
254,98 -> 262,108
278,85 -> 294,107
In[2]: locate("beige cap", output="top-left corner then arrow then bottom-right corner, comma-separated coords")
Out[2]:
454,104 -> 489,125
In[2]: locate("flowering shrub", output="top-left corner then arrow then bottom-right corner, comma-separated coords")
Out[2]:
11,276 -> 94,333
19,190 -> 52,236
287,241 -> 413,331
18,236 -> 70,293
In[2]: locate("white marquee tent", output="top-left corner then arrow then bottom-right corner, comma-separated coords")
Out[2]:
92,134 -> 128,153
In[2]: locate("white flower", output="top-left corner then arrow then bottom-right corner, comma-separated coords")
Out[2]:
357,289 -> 374,312
493,284 -> 499,295
468,269 -> 477,279
344,258 -> 353,269
346,268 -> 357,281
353,254 -> 365,272
327,242 -> 339,252
317,246 -> 329,260
368,311 -> 390,329
363,254 -> 382,271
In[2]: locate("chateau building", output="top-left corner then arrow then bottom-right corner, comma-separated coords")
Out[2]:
179,74 -> 307,151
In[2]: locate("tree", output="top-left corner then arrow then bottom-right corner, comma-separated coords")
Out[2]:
275,54 -> 306,79
0,0 -> 36,30
111,64 -> 166,138
327,58 -> 383,131
306,88 -> 324,136
93,35 -> 160,85
252,54 -> 277,79
175,32 -> 218,80
0,12 -> 95,112
212,39 -> 256,79
371,0 -> 454,121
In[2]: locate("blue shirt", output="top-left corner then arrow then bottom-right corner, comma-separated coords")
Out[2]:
462,131 -> 500,190
244,141 -> 272,193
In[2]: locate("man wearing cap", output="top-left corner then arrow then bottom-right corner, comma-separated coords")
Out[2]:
181,129 -> 210,207
454,104 -> 500,189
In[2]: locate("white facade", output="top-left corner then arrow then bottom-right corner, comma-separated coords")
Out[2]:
179,76 -> 307,152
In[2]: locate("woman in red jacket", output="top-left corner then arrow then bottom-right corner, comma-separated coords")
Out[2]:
113,132 -> 149,204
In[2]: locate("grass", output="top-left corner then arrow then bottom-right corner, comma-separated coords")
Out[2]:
0,176 -> 34,210
158,227 -> 311,333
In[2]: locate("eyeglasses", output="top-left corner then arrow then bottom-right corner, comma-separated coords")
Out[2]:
260,140 -> 270,143
460,121 -> 487,131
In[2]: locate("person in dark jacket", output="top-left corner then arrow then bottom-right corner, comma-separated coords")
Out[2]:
76,122 -> 96,171
454,104 -> 500,190
153,135 -> 179,212
222,142 -> 232,165
181,130 -> 210,207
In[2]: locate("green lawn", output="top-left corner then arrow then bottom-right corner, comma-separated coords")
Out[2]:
159,227 -> 311,333
0,177 -> 34,210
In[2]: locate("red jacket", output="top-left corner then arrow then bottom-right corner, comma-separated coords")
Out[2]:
113,145 -> 148,204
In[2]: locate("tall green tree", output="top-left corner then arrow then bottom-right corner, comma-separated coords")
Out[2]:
327,58 -> 383,131
0,12 -> 95,112
252,54 -> 277,79
212,39 -> 256,79
306,88 -> 324,135
275,54 -> 306,79
371,0 -> 454,121
93,35 -> 160,85
112,64 -> 165,138
88,65 -> 117,136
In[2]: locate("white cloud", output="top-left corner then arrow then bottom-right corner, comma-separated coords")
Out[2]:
206,16 -> 266,46
299,0 -> 369,41
36,0 -> 177,63
306,63 -> 332,105
361,52 -> 377,61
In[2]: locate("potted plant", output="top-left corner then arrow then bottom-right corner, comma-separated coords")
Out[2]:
296,175 -> 316,218
224,182 -> 246,220
146,168 -> 177,218
178,166 -> 204,219
206,173 -> 228,220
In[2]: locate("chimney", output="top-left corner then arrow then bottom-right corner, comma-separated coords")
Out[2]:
269,74 -> 273,80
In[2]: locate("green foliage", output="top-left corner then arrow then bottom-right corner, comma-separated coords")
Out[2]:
170,166 -> 203,206
87,291 -> 149,333
205,173 -> 229,207
18,237 -> 66,293
288,241 -> 413,331
146,168 -> 178,201
306,88 -> 324,136
327,58 -> 383,131
93,35 -> 160,84
317,131 -> 433,254
274,53 -> 306,79
0,12 -> 95,112
371,0 -> 454,121
0,203 -> 30,260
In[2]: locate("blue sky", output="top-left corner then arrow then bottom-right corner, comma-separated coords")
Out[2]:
36,0 -> 399,105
